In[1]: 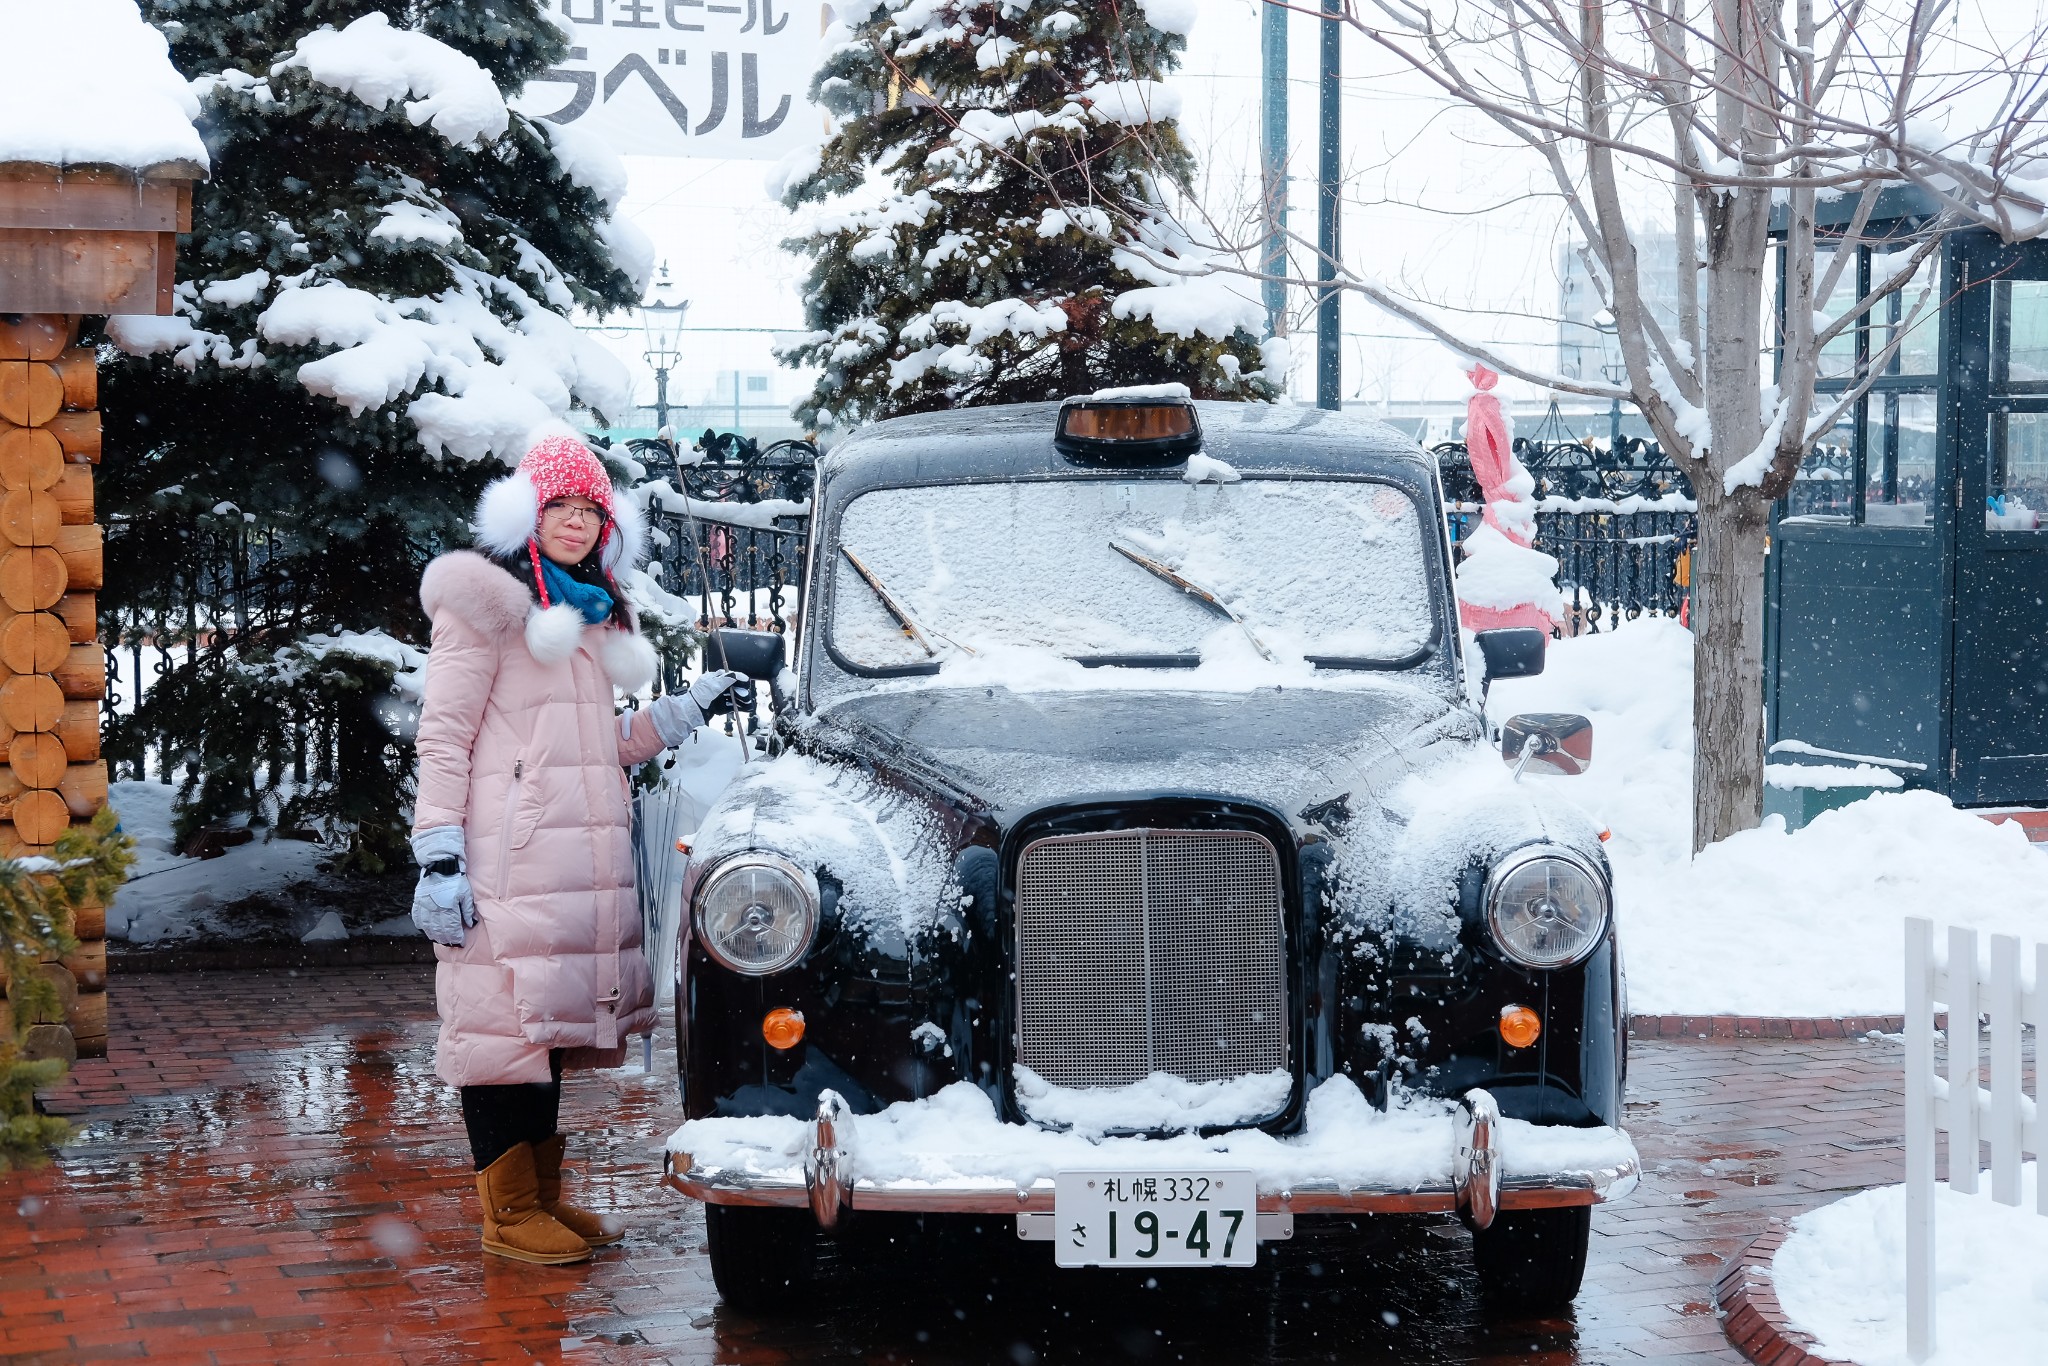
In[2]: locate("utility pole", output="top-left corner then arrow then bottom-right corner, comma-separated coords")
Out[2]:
1316,0 -> 1341,411
1260,0 -> 1288,341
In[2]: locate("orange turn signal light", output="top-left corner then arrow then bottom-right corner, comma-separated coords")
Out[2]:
1054,398 -> 1204,462
1061,402 -> 1197,443
1499,1005 -> 1542,1050
762,1007 -> 806,1050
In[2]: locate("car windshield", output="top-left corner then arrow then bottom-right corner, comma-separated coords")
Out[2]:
829,477 -> 1436,672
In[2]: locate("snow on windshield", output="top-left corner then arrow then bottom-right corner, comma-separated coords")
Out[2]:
831,478 -> 1433,670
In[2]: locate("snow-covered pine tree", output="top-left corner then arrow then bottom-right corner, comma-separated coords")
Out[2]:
776,0 -> 1279,434
101,1 -> 651,869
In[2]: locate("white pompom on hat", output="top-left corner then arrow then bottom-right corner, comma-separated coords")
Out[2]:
473,433 -> 647,574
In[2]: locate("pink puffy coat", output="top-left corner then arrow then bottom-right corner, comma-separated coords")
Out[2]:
414,550 -> 667,1088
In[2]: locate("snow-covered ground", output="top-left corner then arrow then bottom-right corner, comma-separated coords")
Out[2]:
108,780 -> 335,944
1771,1167 -> 2048,1366
1488,619 -> 2048,1016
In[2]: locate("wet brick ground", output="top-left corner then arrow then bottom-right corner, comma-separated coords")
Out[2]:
0,967 -> 1920,1364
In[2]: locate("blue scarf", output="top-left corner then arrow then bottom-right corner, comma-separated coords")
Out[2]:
538,555 -> 615,625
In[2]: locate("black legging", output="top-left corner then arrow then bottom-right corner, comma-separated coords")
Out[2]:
460,1050 -> 564,1170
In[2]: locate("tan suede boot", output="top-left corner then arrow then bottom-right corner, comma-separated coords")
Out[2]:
533,1134 -> 623,1247
476,1142 -> 593,1265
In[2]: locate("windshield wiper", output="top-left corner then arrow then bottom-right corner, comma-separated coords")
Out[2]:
1108,540 -> 1275,662
840,547 -> 938,658
840,547 -> 978,659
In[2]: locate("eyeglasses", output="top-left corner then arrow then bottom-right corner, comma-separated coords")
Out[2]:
542,500 -> 606,527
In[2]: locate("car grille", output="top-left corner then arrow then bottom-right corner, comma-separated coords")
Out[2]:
1013,828 -> 1288,1091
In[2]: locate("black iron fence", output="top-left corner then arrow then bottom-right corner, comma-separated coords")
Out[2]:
617,434 -> 816,694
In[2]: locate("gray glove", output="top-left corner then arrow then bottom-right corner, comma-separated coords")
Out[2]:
647,670 -> 747,747
689,668 -> 749,711
410,825 -> 475,947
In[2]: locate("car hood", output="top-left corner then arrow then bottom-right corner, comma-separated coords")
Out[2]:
808,683 -> 1479,819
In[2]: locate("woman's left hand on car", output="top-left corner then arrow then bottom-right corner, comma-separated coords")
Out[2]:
647,669 -> 750,746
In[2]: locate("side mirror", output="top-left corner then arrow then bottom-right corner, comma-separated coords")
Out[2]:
1474,628 -> 1546,688
1500,713 -> 1593,778
704,628 -> 786,682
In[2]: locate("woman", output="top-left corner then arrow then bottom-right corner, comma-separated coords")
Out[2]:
410,433 -> 742,1265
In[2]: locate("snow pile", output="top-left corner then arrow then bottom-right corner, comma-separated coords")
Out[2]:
1091,382 -> 1191,400
541,119 -> 628,209
0,0 -> 207,171
1453,523 -> 1564,613
636,483 -> 809,530
277,13 -> 509,148
1764,761 -> 1905,791
1183,453 -> 1241,484
286,630 -> 428,701
1488,619 -> 2048,1015
106,781 -> 326,944
1112,277 -> 1265,340
1772,1167 -> 2048,1366
1134,0 -> 1201,35
1626,792 -> 2048,1016
300,910 -> 348,944
1014,1066 -> 1292,1137
671,1073 -> 1637,1193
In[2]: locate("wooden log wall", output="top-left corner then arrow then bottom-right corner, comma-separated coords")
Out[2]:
0,312 -> 107,1061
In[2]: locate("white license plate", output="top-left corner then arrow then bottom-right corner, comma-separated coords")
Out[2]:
1052,1170 -> 1257,1268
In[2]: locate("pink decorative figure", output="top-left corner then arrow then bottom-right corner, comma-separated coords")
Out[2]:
1454,363 -> 1560,635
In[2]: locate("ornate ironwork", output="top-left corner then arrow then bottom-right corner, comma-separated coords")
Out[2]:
1433,431 -> 1693,506
603,431 -> 819,699
1435,427 -> 1696,636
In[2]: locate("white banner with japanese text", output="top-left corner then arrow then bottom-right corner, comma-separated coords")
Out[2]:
519,1 -> 825,160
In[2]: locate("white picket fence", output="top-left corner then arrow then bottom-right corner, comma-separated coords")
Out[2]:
1903,917 -> 2044,1361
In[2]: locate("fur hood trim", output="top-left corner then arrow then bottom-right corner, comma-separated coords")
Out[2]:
472,472 -> 648,575
420,551 -> 654,689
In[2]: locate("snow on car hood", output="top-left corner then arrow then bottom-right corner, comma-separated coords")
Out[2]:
687,752 -> 959,954
698,683 -> 1607,953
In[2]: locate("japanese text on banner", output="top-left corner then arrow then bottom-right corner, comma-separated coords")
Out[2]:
519,1 -> 822,160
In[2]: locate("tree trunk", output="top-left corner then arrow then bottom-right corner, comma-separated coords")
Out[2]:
1691,486 -> 1771,851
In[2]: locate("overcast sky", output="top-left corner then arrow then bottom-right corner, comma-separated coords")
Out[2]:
582,0 -> 2047,420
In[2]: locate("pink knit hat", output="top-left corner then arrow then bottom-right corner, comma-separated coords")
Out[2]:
520,434 -> 616,528
472,433 -> 646,574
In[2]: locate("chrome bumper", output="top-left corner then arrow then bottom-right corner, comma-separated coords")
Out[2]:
662,1087 -> 1637,1232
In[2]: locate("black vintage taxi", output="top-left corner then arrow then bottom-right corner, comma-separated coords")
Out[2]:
662,395 -> 1636,1314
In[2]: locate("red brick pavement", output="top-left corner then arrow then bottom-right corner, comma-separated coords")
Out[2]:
0,967 -> 1928,1364
1714,1230 -> 1854,1366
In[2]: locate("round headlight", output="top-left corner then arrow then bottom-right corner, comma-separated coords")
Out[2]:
1485,847 -> 1610,969
693,853 -> 819,976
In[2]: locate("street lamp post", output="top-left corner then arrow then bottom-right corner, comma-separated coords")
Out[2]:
641,261 -> 689,436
